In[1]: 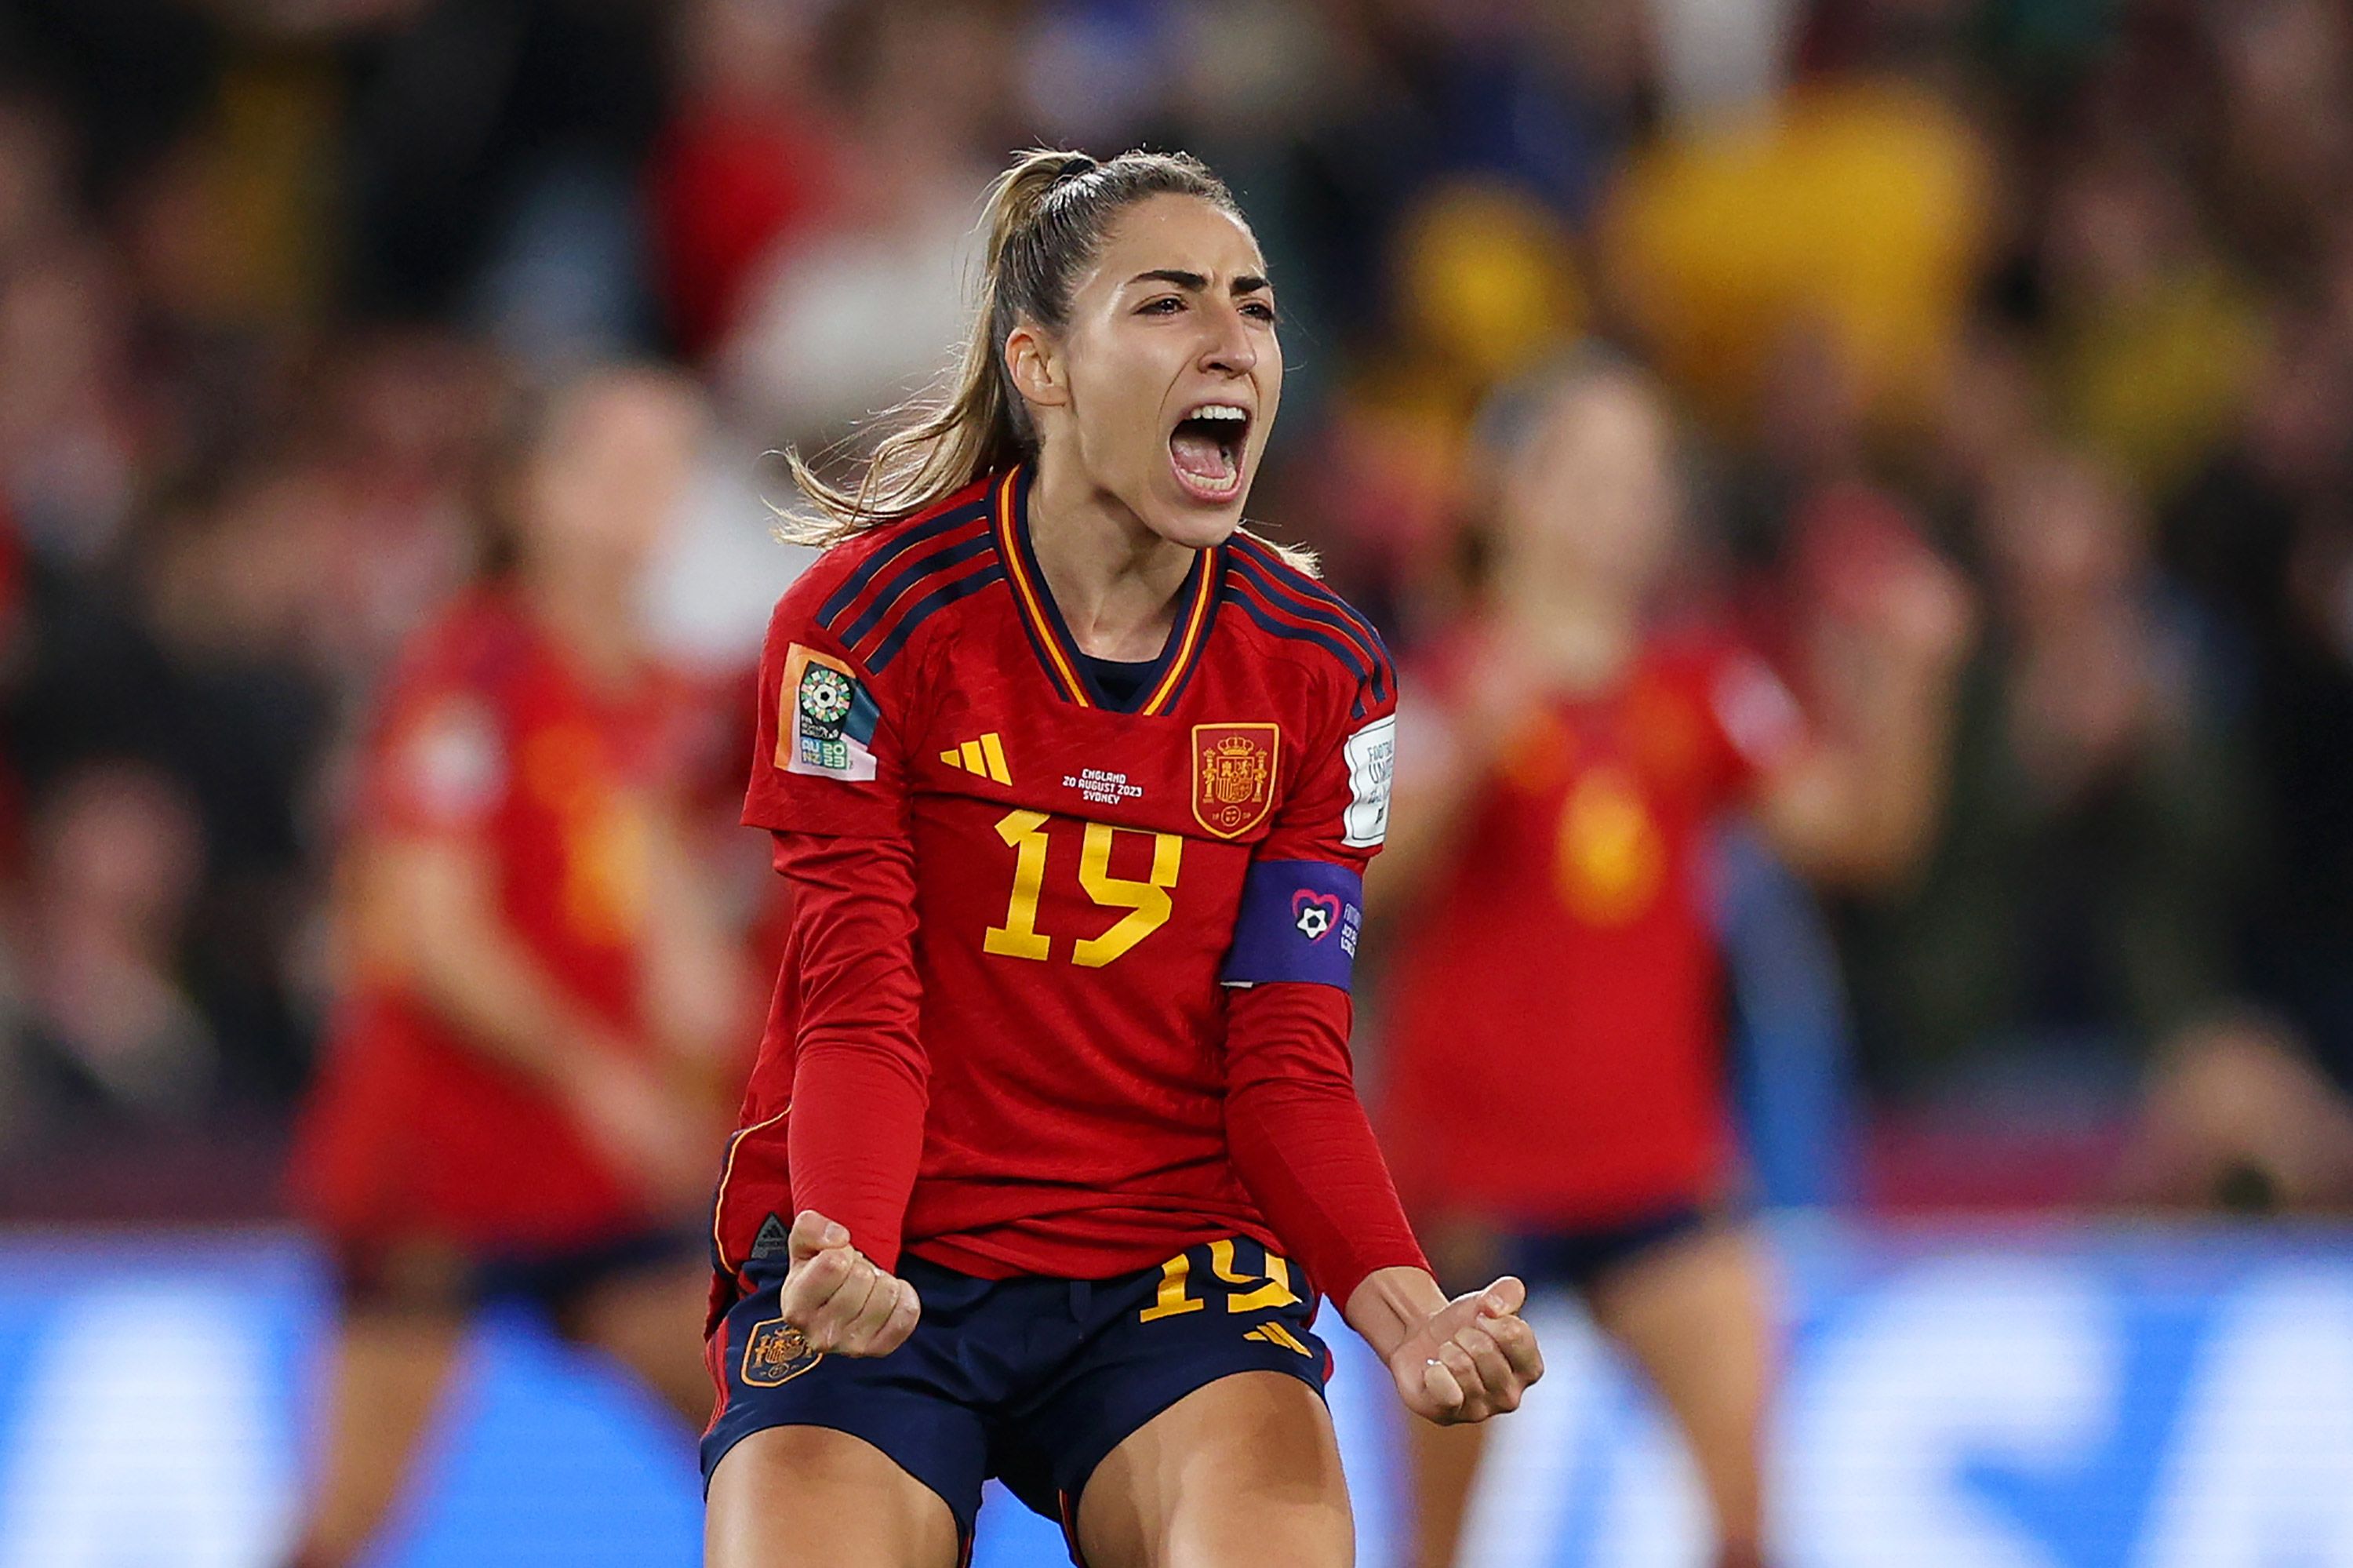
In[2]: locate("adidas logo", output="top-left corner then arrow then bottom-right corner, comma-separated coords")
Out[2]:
1243,1321 -> 1312,1357
940,733 -> 1012,785
751,1213 -> 791,1261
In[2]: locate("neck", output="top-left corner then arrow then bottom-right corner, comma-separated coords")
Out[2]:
1025,458 -> 1199,663
522,569 -> 641,686
1503,579 -> 1642,693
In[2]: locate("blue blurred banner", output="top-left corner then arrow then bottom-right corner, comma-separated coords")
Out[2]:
0,1220 -> 2349,1566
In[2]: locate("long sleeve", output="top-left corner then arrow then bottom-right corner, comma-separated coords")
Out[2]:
1223,981 -> 1427,1308
771,829 -> 928,1271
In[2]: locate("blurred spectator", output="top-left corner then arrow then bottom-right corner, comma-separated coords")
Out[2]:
1602,78 -> 1987,431
1841,447 -> 2259,1199
5,762 -> 214,1149
647,0 -> 844,359
718,2 -> 1010,444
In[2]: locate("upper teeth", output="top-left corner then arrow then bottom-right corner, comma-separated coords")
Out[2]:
1189,406 -> 1248,422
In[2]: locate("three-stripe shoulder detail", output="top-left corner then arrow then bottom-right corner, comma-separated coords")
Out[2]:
1223,538 -> 1395,707
813,498 -> 1002,671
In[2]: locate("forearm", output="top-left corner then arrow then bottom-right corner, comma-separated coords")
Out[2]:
638,818 -> 747,1075
380,848 -> 631,1087
1768,671 -> 1959,887
773,830 -> 929,1270
1223,982 -> 1429,1308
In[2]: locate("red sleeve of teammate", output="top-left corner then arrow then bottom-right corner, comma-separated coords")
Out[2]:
368,661 -> 511,842
746,584 -> 928,1271
1218,682 -> 1428,1308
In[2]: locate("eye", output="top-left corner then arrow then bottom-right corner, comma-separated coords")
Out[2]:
1242,300 -> 1278,323
1138,296 -> 1184,315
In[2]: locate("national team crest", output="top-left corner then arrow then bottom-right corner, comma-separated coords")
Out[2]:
1191,723 -> 1280,839
740,1316 -> 824,1388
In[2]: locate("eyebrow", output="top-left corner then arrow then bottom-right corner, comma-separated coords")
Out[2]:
1129,268 -> 1273,296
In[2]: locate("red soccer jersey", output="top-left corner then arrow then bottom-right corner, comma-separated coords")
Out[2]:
1377,630 -> 1805,1227
292,587 -> 690,1250
711,468 -> 1421,1304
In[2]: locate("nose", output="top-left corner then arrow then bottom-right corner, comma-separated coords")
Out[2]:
1200,303 -> 1258,378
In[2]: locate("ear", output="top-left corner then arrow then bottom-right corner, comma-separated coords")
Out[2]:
1004,320 -> 1069,412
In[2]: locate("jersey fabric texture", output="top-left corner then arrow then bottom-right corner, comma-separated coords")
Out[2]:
711,464 -> 1422,1308
702,1235 -> 1330,1562
291,586 -> 690,1251
1379,630 -> 1806,1227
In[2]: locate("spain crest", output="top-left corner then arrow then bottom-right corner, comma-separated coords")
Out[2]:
1191,723 -> 1280,839
740,1316 -> 824,1388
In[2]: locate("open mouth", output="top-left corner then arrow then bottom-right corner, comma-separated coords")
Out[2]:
1168,402 -> 1250,504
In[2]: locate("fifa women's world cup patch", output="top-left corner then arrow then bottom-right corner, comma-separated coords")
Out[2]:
778,642 -> 882,782
1342,714 -> 1395,848
1191,722 -> 1280,838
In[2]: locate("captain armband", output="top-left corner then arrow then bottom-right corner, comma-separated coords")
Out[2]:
1218,860 -> 1364,991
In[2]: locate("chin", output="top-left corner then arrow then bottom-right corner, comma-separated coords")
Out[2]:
1144,502 -> 1246,551
1142,464 -> 1256,550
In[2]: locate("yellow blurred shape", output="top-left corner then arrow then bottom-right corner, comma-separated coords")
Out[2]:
1605,82 -> 1988,429
1394,180 -> 1584,391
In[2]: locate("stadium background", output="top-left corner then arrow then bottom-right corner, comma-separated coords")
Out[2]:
3,0 -> 2353,1562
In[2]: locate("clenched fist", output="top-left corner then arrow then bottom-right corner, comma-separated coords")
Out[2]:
777,1210 -> 923,1357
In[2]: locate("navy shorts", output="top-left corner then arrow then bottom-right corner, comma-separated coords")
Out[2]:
700,1236 -> 1331,1561
1431,1203 -> 1713,1299
1507,1203 -> 1711,1293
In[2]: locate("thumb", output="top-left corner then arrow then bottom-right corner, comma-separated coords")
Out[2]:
789,1209 -> 851,1262
1477,1275 -> 1526,1319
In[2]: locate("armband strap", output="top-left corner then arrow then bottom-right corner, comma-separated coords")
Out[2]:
1219,860 -> 1364,991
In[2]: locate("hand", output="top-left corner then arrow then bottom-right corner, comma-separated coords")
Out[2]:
1852,542 -> 1976,677
778,1210 -> 922,1357
1384,1275 -> 1545,1425
562,1048 -> 720,1211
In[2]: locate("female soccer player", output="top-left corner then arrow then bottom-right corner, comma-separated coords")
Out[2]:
1374,358 -> 1969,1568
703,148 -> 1543,1568
286,369 -> 742,1566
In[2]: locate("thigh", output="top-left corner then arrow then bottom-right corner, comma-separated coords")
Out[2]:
1075,1370 -> 1353,1568
701,1261 -> 992,1558
1582,1221 -> 1774,1426
1581,1220 -> 1773,1540
707,1425 -> 960,1568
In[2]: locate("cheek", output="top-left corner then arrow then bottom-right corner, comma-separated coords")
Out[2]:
1067,346 -> 1165,460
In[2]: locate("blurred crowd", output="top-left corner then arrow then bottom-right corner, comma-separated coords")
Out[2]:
6,0 -> 2353,1219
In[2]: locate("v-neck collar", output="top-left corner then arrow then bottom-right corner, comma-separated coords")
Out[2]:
991,465 -> 1220,715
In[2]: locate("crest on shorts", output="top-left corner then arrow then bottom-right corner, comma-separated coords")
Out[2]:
740,1317 -> 824,1388
1191,723 -> 1280,839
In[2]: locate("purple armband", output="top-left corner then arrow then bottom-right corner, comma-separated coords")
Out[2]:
1219,860 -> 1365,991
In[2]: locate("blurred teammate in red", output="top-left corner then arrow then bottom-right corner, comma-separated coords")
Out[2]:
701,148 -> 1542,1568
286,369 -> 744,1567
1375,359 -> 1970,1568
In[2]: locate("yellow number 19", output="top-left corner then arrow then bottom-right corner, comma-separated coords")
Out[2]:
984,809 -> 1180,968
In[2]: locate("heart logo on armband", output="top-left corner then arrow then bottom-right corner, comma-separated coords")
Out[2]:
1292,890 -> 1341,941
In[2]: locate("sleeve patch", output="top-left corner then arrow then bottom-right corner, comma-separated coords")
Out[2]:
1220,860 -> 1365,991
778,642 -> 882,782
1341,715 -> 1396,848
